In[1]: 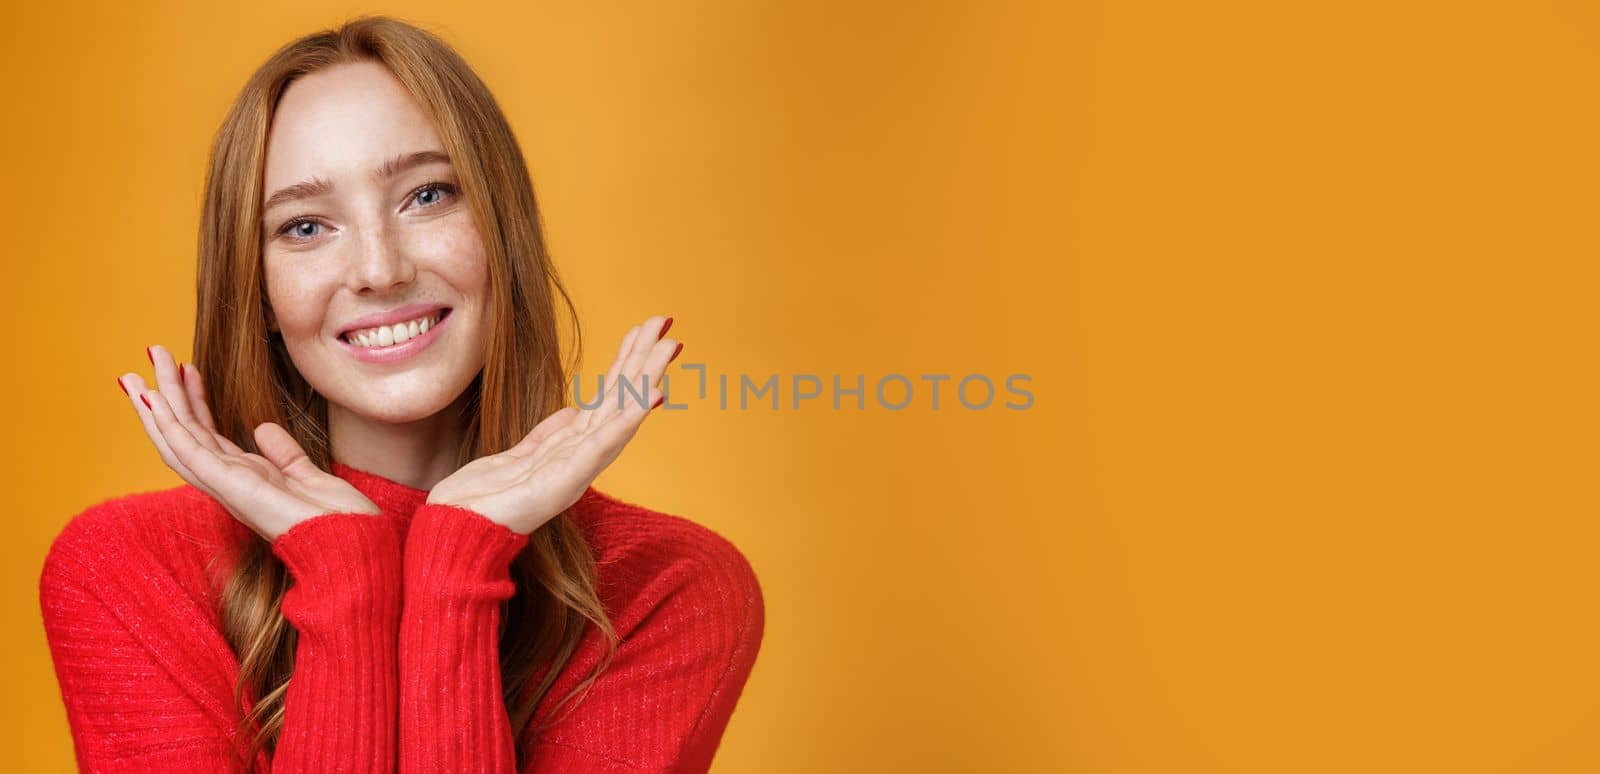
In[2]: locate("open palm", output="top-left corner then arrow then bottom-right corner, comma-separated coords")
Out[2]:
119,345 -> 381,541
426,314 -> 682,534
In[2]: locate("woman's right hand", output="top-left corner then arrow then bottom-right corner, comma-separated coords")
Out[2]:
116,344 -> 381,541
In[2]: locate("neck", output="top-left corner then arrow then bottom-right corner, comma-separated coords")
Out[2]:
327,391 -> 470,491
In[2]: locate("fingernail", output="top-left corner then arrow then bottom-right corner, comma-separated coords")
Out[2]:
115,377 -> 128,396
659,317 -> 673,338
140,394 -> 151,409
177,363 -> 186,380
652,394 -> 664,409
670,341 -> 683,362
146,346 -> 154,365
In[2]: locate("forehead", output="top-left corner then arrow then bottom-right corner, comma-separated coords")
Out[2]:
263,61 -> 443,192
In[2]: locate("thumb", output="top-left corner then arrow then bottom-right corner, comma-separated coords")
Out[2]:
253,422 -> 321,482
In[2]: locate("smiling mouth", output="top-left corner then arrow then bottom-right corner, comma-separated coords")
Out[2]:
339,307 -> 452,349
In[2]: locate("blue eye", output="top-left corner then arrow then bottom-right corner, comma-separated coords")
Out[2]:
412,182 -> 456,208
279,219 -> 323,241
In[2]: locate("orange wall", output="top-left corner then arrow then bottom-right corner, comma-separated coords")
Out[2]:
5,1 -> 1596,772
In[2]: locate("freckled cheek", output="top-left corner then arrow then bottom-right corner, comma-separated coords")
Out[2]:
263,260 -> 341,339
404,212 -> 490,291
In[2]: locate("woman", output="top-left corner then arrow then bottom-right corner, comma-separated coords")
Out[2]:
40,16 -> 763,773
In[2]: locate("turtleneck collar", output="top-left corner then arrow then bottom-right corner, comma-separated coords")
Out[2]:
331,460 -> 431,526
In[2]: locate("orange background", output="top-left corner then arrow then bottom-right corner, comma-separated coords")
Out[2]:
5,1 -> 1597,771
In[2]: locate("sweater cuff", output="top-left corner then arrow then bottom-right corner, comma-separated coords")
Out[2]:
403,503 -> 529,605
272,513 -> 404,616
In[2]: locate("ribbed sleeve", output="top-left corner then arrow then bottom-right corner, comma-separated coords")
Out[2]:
269,512 -> 403,771
519,497 -> 766,773
397,502 -> 529,773
41,470 -> 764,773
39,495 -> 406,773
40,531 -> 254,772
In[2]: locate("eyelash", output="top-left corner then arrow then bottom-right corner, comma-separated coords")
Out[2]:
275,181 -> 459,241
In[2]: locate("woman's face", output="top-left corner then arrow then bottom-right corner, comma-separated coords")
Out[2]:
260,60 -> 489,425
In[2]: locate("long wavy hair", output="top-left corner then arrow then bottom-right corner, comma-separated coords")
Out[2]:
190,16 -> 616,771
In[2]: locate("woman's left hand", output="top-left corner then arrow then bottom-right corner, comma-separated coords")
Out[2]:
426,314 -> 682,534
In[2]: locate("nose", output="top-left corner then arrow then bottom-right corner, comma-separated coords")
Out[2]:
348,222 -> 417,294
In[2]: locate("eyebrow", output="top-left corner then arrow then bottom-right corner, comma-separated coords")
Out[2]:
261,150 -> 453,214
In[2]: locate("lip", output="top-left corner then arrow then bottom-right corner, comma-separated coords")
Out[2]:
335,307 -> 452,365
336,303 -> 451,338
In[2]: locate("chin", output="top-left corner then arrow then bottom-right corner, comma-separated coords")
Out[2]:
329,387 -> 465,425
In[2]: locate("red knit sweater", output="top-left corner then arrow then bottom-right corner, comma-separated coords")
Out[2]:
39,462 -> 764,772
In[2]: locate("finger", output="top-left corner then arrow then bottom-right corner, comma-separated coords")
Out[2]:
253,422 -> 323,483
617,315 -> 672,392
150,393 -> 305,526
506,406 -> 580,458
180,364 -> 247,455
601,325 -> 641,395
618,315 -> 670,374
598,336 -> 681,431
143,388 -> 231,497
601,335 -> 679,428
181,362 -> 221,434
604,316 -> 668,408
629,315 -> 670,365
574,324 -> 641,435
149,345 -> 222,454
641,338 -> 683,403
587,315 -> 672,429
570,339 -> 679,489
121,375 -> 206,490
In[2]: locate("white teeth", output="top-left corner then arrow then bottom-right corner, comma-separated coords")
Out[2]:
344,310 -> 445,349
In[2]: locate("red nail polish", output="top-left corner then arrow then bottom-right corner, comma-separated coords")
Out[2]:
146,347 -> 154,365
116,377 -> 128,396
140,394 -> 151,409
652,394 -> 664,409
670,341 -> 683,362
659,317 -> 673,338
